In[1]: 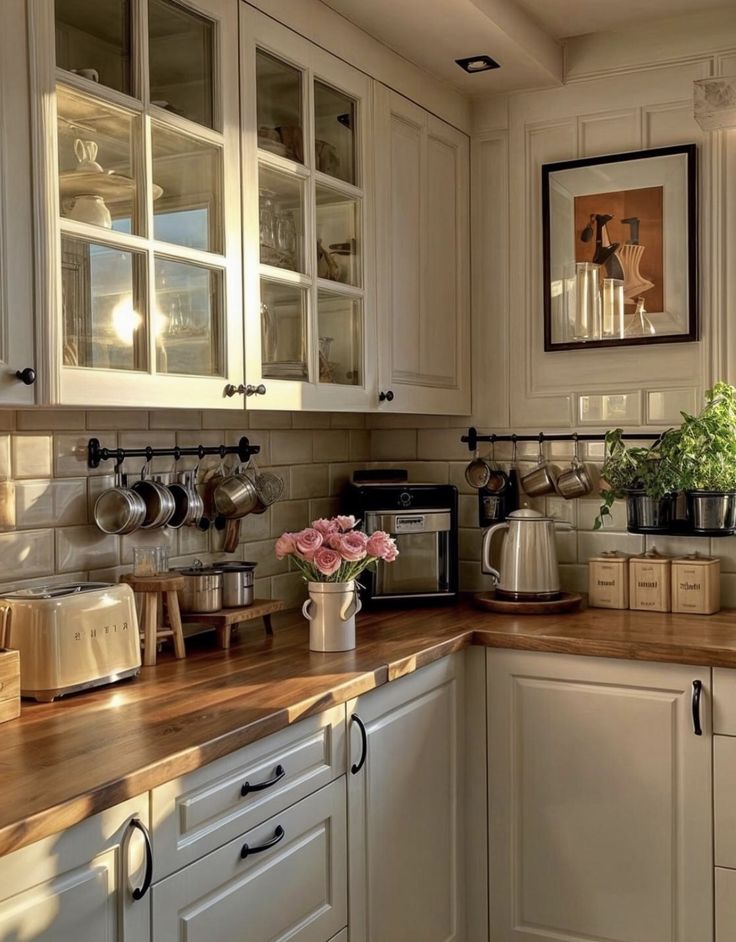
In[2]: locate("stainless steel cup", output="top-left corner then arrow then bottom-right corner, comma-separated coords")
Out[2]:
555,458 -> 593,499
520,460 -> 559,497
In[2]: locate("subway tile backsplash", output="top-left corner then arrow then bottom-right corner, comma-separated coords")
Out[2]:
0,409 -> 733,606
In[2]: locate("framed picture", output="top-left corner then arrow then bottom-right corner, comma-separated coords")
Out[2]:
542,144 -> 697,351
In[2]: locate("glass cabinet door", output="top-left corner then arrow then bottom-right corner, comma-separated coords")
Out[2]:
39,0 -> 242,406
243,7 -> 374,409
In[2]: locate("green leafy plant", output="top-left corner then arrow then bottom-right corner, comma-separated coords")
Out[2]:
670,381 -> 736,492
595,428 -> 679,529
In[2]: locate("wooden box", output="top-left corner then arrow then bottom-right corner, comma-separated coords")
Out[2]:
0,648 -> 20,723
629,551 -> 672,613
588,552 -> 630,609
671,554 -> 721,615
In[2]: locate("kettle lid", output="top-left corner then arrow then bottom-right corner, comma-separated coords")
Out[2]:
507,508 -> 552,522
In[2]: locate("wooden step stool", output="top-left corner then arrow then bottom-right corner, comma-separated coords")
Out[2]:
180,598 -> 286,649
120,573 -> 186,666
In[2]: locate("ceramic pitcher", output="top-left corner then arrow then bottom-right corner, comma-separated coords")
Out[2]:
303,580 -> 361,652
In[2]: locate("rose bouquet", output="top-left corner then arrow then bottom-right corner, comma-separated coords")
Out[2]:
275,514 -> 399,583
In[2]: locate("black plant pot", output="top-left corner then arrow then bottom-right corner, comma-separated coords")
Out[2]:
686,490 -> 736,535
625,489 -> 677,533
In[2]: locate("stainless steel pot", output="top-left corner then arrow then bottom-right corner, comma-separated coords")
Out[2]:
686,490 -> 736,535
168,469 -> 204,529
132,467 -> 176,529
176,561 -> 223,613
626,489 -> 677,533
94,472 -> 146,534
219,561 -> 257,608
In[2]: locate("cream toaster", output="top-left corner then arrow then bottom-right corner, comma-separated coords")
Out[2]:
0,582 -> 141,701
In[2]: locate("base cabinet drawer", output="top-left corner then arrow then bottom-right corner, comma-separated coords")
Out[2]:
152,777 -> 347,942
716,868 -> 736,940
152,704 -> 345,879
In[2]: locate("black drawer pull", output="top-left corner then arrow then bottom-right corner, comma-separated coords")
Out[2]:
692,679 -> 703,736
241,825 -> 285,859
241,764 -> 285,797
351,713 -> 367,774
129,817 -> 153,901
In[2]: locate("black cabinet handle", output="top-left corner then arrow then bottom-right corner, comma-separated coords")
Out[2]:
241,764 -> 285,796
379,390 -> 394,402
241,825 -> 285,859
692,679 -> 703,736
351,713 -> 367,774
129,817 -> 153,901
15,368 -> 36,386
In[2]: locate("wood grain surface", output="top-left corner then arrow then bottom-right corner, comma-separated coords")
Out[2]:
3,599 -> 736,856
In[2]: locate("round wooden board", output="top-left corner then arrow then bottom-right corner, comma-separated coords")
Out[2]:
473,591 -> 583,615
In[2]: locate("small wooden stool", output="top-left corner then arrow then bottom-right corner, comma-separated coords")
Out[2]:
180,598 -> 286,649
121,573 -> 187,666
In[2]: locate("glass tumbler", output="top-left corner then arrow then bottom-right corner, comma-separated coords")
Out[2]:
133,545 -> 169,576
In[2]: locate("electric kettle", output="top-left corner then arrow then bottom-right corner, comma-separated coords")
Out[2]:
481,508 -> 573,600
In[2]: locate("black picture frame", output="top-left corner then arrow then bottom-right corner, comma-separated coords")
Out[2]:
542,144 -> 698,351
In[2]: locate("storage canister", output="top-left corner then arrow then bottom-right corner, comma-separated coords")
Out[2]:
176,564 -> 223,614
588,551 -> 630,609
629,549 -> 672,613
219,561 -> 257,608
671,554 -> 721,615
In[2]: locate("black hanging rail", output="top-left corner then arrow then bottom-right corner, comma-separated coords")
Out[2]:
461,426 -> 662,452
87,435 -> 260,469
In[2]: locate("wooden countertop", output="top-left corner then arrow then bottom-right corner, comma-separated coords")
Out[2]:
3,599 -> 736,857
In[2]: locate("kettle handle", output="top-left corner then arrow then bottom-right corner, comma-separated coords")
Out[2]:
481,522 -> 509,583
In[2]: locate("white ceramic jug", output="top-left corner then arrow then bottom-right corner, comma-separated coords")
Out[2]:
302,580 -> 362,651
481,508 -> 572,600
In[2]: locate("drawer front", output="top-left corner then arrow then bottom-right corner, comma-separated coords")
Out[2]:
716,868 -> 736,940
713,668 -> 736,734
152,705 -> 345,880
715,736 -> 736,867
152,778 -> 347,942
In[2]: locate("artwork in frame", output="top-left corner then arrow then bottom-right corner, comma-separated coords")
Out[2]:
542,144 -> 697,351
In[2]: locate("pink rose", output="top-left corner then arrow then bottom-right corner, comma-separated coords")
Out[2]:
366,530 -> 391,558
313,547 -> 342,577
340,530 -> 368,561
336,514 -> 357,532
274,532 -> 296,559
326,531 -> 344,550
295,527 -> 323,560
382,539 -> 399,562
312,517 -> 338,536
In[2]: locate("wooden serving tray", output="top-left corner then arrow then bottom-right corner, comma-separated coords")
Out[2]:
473,591 -> 583,615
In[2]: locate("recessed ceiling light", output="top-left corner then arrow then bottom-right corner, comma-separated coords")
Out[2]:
455,55 -> 500,73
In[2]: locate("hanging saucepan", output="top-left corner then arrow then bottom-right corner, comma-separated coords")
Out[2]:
167,466 -> 204,529
131,461 -> 176,529
214,463 -> 260,518
94,467 -> 146,534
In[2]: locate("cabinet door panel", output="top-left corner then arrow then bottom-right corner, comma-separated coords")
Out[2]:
153,779 -> 347,942
716,867 -> 736,941
488,650 -> 712,942
348,655 -> 464,942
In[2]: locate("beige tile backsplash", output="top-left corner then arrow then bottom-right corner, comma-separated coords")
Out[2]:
0,409 -> 733,607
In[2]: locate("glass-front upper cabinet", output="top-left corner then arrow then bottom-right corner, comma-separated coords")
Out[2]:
30,0 -> 243,407
241,5 -> 376,411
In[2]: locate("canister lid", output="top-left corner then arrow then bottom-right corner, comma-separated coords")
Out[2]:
589,551 -> 630,562
218,561 -> 257,572
672,553 -> 718,564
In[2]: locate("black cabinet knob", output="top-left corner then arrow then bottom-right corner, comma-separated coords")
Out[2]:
245,384 -> 267,397
379,390 -> 394,402
16,367 -> 36,386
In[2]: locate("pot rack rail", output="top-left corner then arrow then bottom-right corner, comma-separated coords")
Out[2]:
461,427 -> 660,452
87,436 -> 260,469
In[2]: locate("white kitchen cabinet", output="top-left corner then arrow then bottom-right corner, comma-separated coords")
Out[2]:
0,793 -> 151,942
374,85 -> 470,415
347,655 -> 465,942
487,649 -> 713,942
152,777 -> 347,942
240,4 -> 377,411
0,0 -> 37,404
716,867 -> 736,941
28,0 -> 244,408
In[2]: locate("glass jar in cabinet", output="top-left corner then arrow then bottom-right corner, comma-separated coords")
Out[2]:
240,6 -> 377,411
29,0 -> 244,407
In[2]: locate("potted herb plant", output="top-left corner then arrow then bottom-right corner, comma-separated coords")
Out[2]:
596,428 -> 679,532
669,381 -> 736,535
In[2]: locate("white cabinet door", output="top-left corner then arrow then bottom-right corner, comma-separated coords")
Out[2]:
375,84 -> 470,415
347,655 -> 465,942
0,794 -> 151,942
716,867 -> 736,941
152,778 -> 347,942
240,5 -> 377,412
488,650 -> 713,942
0,0 -> 36,404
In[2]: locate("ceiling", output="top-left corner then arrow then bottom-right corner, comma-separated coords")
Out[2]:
321,0 -> 733,95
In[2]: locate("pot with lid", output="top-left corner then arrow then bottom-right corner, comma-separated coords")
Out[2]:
481,508 -> 573,600
219,561 -> 257,608
175,560 -> 223,613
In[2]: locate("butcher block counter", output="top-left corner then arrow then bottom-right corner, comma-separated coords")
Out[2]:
3,599 -> 736,857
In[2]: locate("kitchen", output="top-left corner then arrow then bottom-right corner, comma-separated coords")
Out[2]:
0,0 -> 735,939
